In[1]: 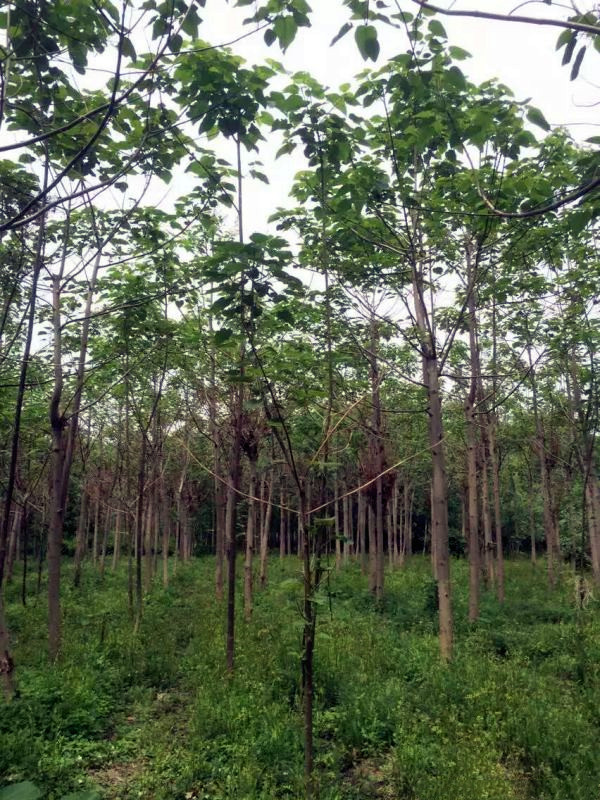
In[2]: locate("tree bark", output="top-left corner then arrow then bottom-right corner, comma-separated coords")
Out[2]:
244,460 -> 258,620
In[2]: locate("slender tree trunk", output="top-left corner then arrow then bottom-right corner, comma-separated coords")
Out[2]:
358,490 -> 367,574
112,508 -> 121,571
368,504 -> 376,593
0,596 -> 13,699
334,476 -> 341,571
343,492 -> 351,564
134,436 -> 147,632
488,422 -> 505,602
244,460 -> 258,621
99,507 -> 110,578
465,389 -> 480,622
92,494 -> 100,568
279,485 -> 286,560
259,472 -> 273,588
161,477 -> 170,589
480,439 -> 495,588
527,346 -> 557,587
225,383 -> 243,674
426,358 -> 453,660
48,268 -> 67,662
6,507 -> 21,582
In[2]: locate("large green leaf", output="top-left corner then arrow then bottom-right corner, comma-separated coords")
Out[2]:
0,783 -> 42,800
354,25 -> 380,62
526,107 -> 550,132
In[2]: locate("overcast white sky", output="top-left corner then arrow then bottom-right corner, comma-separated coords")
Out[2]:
161,0 -> 600,236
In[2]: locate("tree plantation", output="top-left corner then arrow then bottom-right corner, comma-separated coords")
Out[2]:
1,1 -> 600,798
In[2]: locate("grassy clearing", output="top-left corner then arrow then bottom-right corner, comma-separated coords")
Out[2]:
2,556 -> 600,799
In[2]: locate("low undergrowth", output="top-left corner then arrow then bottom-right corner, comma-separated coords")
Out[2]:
1,556 -> 600,799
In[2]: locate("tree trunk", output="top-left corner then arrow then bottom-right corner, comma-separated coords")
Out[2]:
112,508 -> 121,571
244,460 -> 258,621
259,473 -> 273,588
426,358 -> 453,660
99,507 -> 110,578
225,385 -> 243,674
279,485 -> 286,560
358,490 -> 367,573
480,439 -> 495,588
487,421 -> 505,602
528,346 -> 557,587
334,477 -> 341,571
0,596 -> 14,699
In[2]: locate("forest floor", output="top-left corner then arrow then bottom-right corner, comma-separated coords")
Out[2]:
2,556 -> 600,800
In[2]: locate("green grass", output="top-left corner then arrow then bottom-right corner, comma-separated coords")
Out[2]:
2,556 -> 600,799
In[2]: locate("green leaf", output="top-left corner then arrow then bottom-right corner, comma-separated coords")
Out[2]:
61,792 -> 102,800
249,169 -> 269,184
214,328 -> 233,345
446,65 -> 466,91
526,107 -> 550,132
428,19 -> 446,38
0,783 -> 42,800
449,45 -> 470,60
570,45 -> 586,80
354,25 -> 380,62
169,33 -> 183,53
330,22 -> 352,46
121,37 -> 136,61
567,209 -> 591,236
556,28 -> 573,50
276,308 -> 294,325
274,15 -> 298,51
561,31 -> 577,64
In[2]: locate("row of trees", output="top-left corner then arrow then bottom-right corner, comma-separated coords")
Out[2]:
1,0 -> 599,793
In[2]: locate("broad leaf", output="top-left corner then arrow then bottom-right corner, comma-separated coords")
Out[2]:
527,107 -> 550,132
354,25 -> 379,62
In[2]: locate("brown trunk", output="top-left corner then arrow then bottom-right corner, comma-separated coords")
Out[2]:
225,383 -> 244,674
585,474 -> 600,583
134,436 -> 147,632
465,393 -> 480,622
391,481 -> 398,566
358,490 -> 367,573
334,477 -> 341,571
6,507 -> 21,582
403,483 -> 413,561
480,439 -> 495,588
279,485 -> 286,560
369,318 -> 385,600
465,243 -> 481,620
99,507 -> 110,578
93,496 -> 101,568
387,503 -> 394,570
0,595 -> 14,699
161,477 -> 170,589
244,460 -> 258,621
298,492 -> 314,797
368,504 -> 376,592
112,508 -> 121,571
259,473 -> 273,588
343,492 -> 351,563
426,358 -> 453,660
528,346 -> 556,587
487,422 -> 505,602
412,244 -> 452,659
